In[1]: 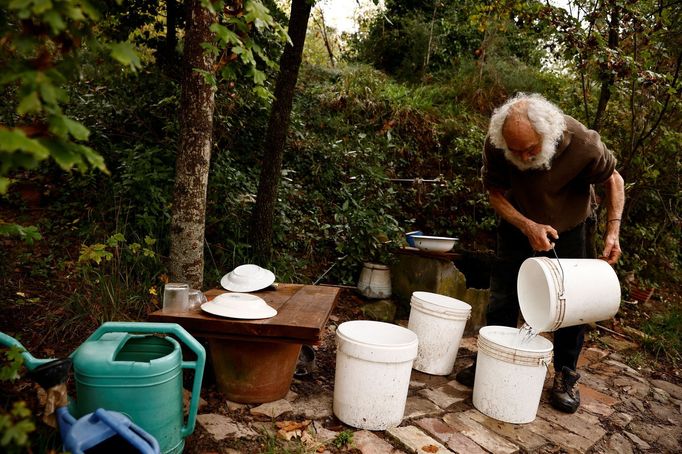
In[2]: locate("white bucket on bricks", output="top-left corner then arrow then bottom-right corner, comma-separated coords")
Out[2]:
518,257 -> 621,332
408,291 -> 471,375
473,326 -> 553,423
333,320 -> 418,430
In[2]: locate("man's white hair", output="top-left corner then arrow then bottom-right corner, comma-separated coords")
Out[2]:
488,93 -> 566,170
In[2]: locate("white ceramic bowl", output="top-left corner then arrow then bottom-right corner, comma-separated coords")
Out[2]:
411,235 -> 458,252
220,264 -> 276,292
201,292 -> 277,319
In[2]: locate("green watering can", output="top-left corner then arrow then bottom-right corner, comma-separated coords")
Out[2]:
0,322 -> 205,454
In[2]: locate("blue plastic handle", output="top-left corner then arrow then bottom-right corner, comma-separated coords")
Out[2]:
94,408 -> 160,454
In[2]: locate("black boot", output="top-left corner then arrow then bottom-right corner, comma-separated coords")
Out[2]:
455,357 -> 477,387
551,366 -> 581,413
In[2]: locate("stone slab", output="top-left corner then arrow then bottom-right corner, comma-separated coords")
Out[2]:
536,405 -> 605,443
650,379 -> 682,400
404,396 -> 443,419
250,399 -> 293,418
197,413 -> 259,440
353,430 -> 404,454
386,425 -> 452,453
418,384 -> 467,409
415,418 -> 487,454
465,409 -> 548,451
442,412 -> 519,454
526,415 -> 595,453
289,393 -> 333,419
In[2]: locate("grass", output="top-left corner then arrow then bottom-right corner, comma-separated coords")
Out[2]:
641,303 -> 682,365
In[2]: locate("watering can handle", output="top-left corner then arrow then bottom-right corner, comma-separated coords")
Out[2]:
83,322 -> 206,438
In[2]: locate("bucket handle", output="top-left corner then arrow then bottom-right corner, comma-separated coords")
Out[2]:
82,322 -> 206,439
549,246 -> 566,297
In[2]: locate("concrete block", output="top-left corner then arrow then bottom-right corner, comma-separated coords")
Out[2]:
391,255 -> 488,336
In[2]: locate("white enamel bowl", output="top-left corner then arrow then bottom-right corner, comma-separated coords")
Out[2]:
411,235 -> 458,252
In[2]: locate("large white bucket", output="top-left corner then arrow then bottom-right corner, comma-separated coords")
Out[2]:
518,257 -> 621,332
408,291 -> 471,375
473,326 -> 553,423
333,320 -> 418,430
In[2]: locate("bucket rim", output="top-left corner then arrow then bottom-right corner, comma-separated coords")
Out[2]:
337,320 -> 418,349
411,292 -> 471,311
478,326 -> 553,355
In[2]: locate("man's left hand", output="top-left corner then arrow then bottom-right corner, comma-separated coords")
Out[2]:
601,233 -> 621,265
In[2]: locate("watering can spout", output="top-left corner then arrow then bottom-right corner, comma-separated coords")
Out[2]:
0,331 -> 56,371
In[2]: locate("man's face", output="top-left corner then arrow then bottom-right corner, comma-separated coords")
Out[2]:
502,116 -> 550,170
506,138 -> 542,163
504,125 -> 542,163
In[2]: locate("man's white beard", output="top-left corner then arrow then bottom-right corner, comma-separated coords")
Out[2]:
503,138 -> 557,171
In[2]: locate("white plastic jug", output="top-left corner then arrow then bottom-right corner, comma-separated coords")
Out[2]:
518,257 -> 621,332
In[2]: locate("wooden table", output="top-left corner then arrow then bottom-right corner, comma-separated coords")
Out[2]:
149,284 -> 340,344
148,284 -> 341,403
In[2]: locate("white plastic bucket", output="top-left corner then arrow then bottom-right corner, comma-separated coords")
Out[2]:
473,326 -> 553,423
333,320 -> 418,430
357,262 -> 391,299
518,257 -> 621,332
408,292 -> 471,375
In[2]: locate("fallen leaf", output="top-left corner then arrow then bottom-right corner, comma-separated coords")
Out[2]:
422,445 -> 439,453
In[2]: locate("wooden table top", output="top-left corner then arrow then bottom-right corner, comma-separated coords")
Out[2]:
148,284 -> 341,344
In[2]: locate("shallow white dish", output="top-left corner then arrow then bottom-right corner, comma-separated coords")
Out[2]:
201,292 -> 277,319
220,264 -> 276,292
411,235 -> 458,252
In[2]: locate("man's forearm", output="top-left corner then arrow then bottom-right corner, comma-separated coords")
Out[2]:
604,170 -> 625,235
488,189 -> 532,233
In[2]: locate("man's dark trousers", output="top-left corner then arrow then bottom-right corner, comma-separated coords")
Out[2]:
486,220 -> 591,372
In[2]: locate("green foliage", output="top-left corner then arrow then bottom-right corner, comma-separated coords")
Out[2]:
0,349 -> 35,452
0,401 -> 35,452
0,222 -> 41,245
352,0 -> 550,82
331,429 -> 353,449
72,231 -> 162,324
641,304 -> 682,365
203,0 -> 289,99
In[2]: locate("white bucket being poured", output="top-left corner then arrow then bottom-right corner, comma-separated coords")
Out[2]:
408,292 -> 471,375
473,326 -> 553,423
517,257 -> 621,332
333,320 -> 418,430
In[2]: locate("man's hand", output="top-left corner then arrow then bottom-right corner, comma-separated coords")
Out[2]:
523,222 -> 558,251
601,230 -> 622,264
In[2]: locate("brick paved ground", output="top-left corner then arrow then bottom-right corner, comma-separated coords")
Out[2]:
191,332 -> 682,453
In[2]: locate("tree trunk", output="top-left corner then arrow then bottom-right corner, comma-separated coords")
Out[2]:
316,9 -> 335,67
592,5 -> 620,132
169,0 -> 216,288
166,0 -> 179,63
249,0 -> 312,265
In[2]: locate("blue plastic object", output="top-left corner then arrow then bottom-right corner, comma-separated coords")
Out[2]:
57,407 -> 160,454
405,230 -> 423,247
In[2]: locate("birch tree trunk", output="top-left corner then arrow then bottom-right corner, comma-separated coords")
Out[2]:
249,0 -> 313,265
169,0 -> 216,288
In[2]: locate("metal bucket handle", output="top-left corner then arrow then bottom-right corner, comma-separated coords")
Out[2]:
83,322 -> 206,439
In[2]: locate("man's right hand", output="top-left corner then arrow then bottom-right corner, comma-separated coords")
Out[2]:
523,222 -> 558,251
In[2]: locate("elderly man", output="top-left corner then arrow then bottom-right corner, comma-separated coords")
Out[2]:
456,93 -> 625,413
